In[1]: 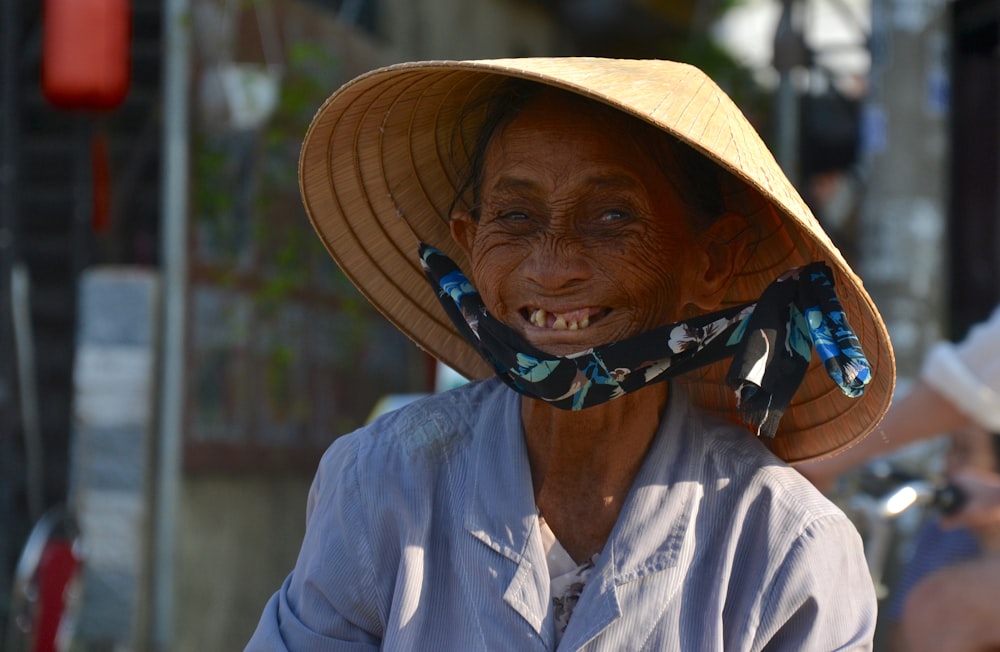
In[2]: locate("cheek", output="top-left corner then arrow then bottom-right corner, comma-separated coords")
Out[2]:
467,238 -> 525,314
469,234 -> 526,276
607,234 -> 699,325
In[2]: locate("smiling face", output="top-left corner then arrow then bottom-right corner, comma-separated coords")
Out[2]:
450,90 -> 741,356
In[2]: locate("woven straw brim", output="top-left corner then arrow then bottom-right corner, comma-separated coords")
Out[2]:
299,57 -> 895,464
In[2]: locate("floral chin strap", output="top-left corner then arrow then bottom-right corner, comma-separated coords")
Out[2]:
419,244 -> 871,438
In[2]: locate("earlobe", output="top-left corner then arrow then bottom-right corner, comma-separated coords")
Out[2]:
690,212 -> 752,310
449,209 -> 476,258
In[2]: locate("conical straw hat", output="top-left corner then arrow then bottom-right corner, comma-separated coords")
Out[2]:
299,57 -> 895,463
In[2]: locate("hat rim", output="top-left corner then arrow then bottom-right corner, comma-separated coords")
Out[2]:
299,57 -> 895,463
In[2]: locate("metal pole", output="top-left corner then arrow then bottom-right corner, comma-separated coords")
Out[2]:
773,0 -> 804,187
0,0 -> 20,634
775,73 -> 800,186
153,0 -> 190,647
12,264 -> 43,524
856,0 -> 950,380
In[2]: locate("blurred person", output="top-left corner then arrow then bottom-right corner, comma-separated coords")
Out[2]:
797,303 -> 1000,652
799,304 -> 1000,493
890,429 -> 1000,650
245,58 -> 895,650
894,554 -> 1000,651
892,434 -> 1000,652
884,424 -> 1000,650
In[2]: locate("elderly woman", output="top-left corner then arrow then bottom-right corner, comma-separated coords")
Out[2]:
247,59 -> 894,651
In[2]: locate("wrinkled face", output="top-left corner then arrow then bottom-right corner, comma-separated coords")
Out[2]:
451,92 -> 723,356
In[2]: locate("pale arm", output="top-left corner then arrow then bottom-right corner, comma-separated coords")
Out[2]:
797,380 -> 968,492
800,305 -> 1000,492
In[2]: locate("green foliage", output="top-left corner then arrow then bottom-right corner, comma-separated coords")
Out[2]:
190,38 -> 382,432
191,39 -> 345,303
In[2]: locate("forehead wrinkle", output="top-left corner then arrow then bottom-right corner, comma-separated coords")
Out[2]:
489,171 -> 645,196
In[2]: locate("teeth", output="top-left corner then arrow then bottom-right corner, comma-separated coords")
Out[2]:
529,309 -> 592,330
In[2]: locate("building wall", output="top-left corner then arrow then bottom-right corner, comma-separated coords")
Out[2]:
379,0 -> 564,59
175,474 -> 311,649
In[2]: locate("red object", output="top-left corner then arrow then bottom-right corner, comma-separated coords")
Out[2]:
33,540 -> 82,652
42,0 -> 132,110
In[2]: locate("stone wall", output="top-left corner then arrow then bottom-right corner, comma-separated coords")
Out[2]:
70,267 -> 158,650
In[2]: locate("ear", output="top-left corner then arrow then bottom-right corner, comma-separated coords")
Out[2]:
688,212 -> 752,311
449,209 -> 477,259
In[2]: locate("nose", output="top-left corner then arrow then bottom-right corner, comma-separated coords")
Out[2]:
522,235 -> 592,289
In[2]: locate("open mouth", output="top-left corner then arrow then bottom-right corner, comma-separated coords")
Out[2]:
521,306 -> 609,331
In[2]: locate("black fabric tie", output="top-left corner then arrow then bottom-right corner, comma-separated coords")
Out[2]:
420,244 -> 870,438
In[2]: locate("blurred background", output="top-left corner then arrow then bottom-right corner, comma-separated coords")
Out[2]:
0,0 -> 996,649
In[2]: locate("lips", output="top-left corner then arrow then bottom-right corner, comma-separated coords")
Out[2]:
525,306 -> 607,331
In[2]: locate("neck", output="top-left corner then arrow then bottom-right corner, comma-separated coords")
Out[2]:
523,383 -> 668,562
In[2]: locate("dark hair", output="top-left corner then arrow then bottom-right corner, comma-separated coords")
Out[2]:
450,78 -> 729,229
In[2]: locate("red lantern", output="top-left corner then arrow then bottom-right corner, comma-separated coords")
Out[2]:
42,0 -> 132,111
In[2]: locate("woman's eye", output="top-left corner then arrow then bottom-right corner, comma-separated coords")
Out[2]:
483,208 -> 537,232
598,209 -> 630,223
499,211 -> 529,221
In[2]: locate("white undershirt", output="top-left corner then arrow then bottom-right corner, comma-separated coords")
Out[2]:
539,516 -> 599,643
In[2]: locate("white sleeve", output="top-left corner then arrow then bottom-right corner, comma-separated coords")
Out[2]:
921,305 -> 1000,432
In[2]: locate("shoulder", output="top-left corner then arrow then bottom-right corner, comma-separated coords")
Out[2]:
299,378 -> 516,593
708,408 -> 842,501
687,416 -> 876,645
676,404 -> 857,544
309,378 -> 514,515
634,394 -> 876,647
320,378 -> 509,467
697,416 -> 872,596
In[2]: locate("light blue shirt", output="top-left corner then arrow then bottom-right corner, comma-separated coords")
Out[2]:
247,378 -> 876,651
